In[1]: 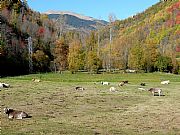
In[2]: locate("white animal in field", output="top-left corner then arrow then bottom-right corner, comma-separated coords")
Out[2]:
101,81 -> 110,85
0,83 -> 3,88
126,69 -> 136,73
109,87 -> 116,92
3,107 -> 29,119
0,83 -> 10,88
148,88 -> 162,96
161,80 -> 170,84
32,78 -> 41,82
118,82 -> 125,87
75,86 -> 85,91
138,87 -> 146,90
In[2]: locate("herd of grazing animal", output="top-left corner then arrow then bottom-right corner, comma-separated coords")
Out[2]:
2,77 -> 170,120
100,79 -> 170,97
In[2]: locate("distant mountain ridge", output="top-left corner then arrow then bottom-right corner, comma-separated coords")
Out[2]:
44,11 -> 95,21
44,10 -> 108,32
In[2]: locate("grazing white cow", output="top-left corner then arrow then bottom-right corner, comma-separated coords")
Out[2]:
101,81 -> 110,85
109,87 -> 116,92
161,80 -> 170,84
148,88 -> 162,96
0,83 -> 10,88
4,107 -> 29,119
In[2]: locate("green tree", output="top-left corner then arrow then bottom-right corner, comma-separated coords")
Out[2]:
128,44 -> 144,70
155,55 -> 173,72
85,31 -> 101,73
86,51 -> 101,73
143,39 -> 159,72
68,39 -> 85,73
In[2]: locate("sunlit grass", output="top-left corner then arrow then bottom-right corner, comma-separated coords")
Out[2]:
1,73 -> 180,135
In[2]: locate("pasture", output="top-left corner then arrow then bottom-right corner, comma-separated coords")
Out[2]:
1,72 -> 180,135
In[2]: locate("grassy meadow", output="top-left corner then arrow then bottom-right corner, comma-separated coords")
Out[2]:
1,72 -> 180,135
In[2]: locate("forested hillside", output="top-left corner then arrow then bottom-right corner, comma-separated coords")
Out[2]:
0,0 -> 56,76
0,0 -> 180,76
98,0 -> 180,73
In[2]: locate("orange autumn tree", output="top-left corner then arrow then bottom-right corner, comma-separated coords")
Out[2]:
54,37 -> 69,72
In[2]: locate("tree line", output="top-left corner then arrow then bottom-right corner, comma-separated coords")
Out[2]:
55,0 -> 180,74
0,0 -> 180,76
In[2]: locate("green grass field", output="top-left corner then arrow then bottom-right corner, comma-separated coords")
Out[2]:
1,72 -> 180,135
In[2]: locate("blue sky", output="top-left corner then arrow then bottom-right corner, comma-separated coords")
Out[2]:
27,0 -> 159,21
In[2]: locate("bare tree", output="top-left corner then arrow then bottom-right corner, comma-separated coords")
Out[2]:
108,13 -> 117,71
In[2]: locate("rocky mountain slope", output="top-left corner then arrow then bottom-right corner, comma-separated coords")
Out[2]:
44,11 -> 108,33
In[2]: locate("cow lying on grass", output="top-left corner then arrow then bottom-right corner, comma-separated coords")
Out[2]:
118,82 -> 125,86
161,80 -> 170,84
148,88 -> 163,96
0,83 -> 10,88
123,80 -> 128,84
32,78 -> 41,82
101,81 -> 110,85
109,87 -> 116,92
75,87 -> 85,91
4,107 -> 30,120
118,80 -> 128,87
138,87 -> 146,90
140,83 -> 146,86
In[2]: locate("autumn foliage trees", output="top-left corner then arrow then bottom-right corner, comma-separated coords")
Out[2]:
68,39 -> 85,73
99,0 -> 180,73
1,0 -> 180,76
1,0 -> 55,76
54,37 -> 69,72
54,32 -> 101,73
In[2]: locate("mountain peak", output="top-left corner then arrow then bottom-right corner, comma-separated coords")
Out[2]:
44,10 -> 95,21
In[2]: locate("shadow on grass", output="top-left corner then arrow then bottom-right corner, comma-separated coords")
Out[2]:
153,94 -> 165,96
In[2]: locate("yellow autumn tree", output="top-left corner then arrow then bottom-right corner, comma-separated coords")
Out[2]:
68,39 -> 85,73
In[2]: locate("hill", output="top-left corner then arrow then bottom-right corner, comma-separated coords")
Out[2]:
44,11 -> 108,33
98,0 -> 180,73
0,0 -> 56,76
